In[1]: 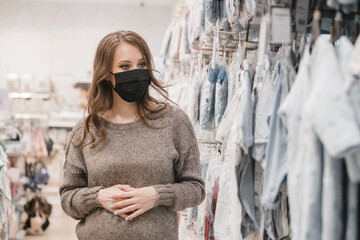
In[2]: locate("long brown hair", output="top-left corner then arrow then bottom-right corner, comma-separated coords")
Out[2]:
75,30 -> 172,149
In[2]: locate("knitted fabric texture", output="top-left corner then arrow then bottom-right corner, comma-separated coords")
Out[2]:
59,104 -> 205,240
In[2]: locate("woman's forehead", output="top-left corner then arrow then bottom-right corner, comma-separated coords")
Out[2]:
113,43 -> 144,62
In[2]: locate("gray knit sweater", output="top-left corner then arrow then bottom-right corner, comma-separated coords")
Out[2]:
59,104 -> 205,240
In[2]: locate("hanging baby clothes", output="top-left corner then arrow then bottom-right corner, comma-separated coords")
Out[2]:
204,155 -> 222,240
218,0 -> 229,29
296,36 -> 360,240
225,0 -> 243,32
186,55 -> 203,125
345,36 -> 360,184
188,0 -> 205,49
214,56 -> 228,128
0,145 -> 10,240
0,147 -> 11,202
234,60 -> 255,152
343,38 -> 360,240
205,0 -> 218,30
227,46 -> 242,104
252,56 -> 279,161
160,19 -> 176,59
261,49 -> 296,209
213,142 -> 243,240
277,44 -> 313,239
200,61 -> 219,130
319,37 -> 360,240
214,84 -> 245,240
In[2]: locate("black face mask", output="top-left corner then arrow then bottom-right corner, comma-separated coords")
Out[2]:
110,69 -> 151,102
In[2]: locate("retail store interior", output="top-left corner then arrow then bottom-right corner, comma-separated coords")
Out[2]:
0,0 -> 359,239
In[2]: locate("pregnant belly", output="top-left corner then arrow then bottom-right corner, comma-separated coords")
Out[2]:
76,207 -> 178,240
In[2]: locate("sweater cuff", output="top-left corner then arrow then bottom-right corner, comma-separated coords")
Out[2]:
82,186 -> 104,210
153,185 -> 175,207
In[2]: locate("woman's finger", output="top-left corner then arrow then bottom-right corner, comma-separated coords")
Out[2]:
112,191 -> 136,200
110,198 -> 135,210
113,184 -> 132,191
126,208 -> 146,221
114,204 -> 139,216
109,207 -> 129,219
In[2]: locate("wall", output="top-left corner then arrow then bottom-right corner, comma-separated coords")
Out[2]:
0,0 -> 176,105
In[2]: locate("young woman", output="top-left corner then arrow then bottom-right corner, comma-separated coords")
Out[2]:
59,31 -> 205,240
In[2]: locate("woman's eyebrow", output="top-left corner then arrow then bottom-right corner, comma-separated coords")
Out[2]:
116,60 -> 131,64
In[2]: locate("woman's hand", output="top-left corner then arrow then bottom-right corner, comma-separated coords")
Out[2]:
97,184 -> 133,219
111,186 -> 159,221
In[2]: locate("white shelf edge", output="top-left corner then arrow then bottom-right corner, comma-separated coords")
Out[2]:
12,113 -> 49,120
9,92 -> 51,99
48,121 -> 76,128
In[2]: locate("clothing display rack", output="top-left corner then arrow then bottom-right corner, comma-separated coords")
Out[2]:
160,0 -> 360,239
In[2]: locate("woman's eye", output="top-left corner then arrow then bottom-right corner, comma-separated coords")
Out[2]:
120,64 -> 130,69
138,63 -> 146,68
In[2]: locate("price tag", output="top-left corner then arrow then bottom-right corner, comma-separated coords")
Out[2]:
296,0 -> 309,33
271,7 -> 291,44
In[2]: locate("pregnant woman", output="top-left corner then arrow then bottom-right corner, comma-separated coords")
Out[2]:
59,30 -> 205,240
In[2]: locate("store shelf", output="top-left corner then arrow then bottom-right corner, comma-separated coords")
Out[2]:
48,121 -> 76,129
49,111 -> 83,128
12,113 -> 49,120
9,92 -> 51,100
6,152 -> 24,157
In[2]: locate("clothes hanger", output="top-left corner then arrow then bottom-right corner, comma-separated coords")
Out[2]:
330,7 -> 344,44
350,7 -> 360,43
310,0 -> 323,52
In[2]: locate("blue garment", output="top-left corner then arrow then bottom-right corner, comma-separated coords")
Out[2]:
252,59 -> 278,161
200,63 -> 219,130
344,181 -> 359,240
218,0 -> 228,28
239,152 -> 259,238
215,63 -> 228,128
261,56 -> 295,209
205,0 -> 218,29
321,152 -> 345,240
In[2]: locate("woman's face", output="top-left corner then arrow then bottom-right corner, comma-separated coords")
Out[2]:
110,42 -> 147,85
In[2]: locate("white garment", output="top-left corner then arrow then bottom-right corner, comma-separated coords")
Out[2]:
0,148 -> 11,201
277,44 -> 313,240
159,20 -> 176,58
186,57 -> 203,124
213,141 -> 243,240
169,20 -> 183,59
299,36 -> 360,240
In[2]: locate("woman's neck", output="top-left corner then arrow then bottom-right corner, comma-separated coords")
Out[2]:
110,94 -> 139,123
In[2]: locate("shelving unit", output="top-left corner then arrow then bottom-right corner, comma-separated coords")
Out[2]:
12,113 -> 49,121
9,93 -> 51,100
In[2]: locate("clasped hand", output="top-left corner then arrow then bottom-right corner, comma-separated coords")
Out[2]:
97,185 -> 158,221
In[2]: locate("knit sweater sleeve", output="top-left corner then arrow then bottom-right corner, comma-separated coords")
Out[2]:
153,107 -> 205,211
59,121 -> 103,220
